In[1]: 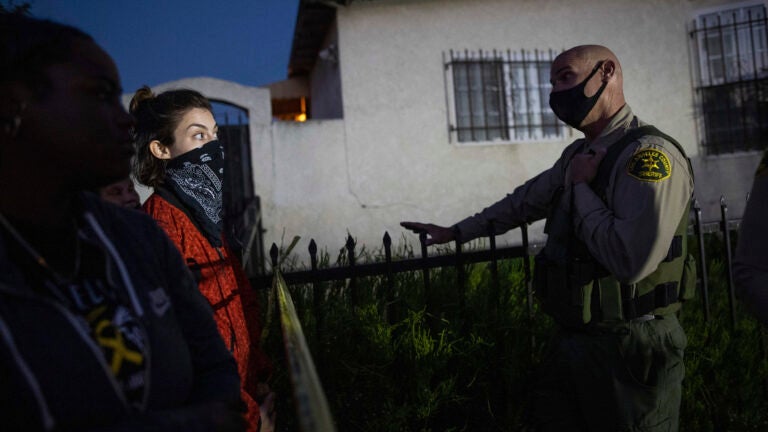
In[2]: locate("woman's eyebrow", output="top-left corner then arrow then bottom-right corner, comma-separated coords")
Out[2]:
185,123 -> 209,131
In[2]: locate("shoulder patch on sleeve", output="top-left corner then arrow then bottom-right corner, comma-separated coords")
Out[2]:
756,150 -> 768,177
626,148 -> 671,182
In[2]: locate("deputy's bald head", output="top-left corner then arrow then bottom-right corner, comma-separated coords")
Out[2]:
558,45 -> 622,81
549,45 -> 626,136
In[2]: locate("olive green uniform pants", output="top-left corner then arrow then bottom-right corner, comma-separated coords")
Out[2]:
531,314 -> 687,432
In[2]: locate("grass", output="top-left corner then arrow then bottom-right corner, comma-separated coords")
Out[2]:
259,233 -> 768,431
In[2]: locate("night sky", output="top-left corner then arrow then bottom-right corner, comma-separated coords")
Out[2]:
28,0 -> 300,93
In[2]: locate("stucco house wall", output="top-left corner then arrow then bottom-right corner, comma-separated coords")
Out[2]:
324,0 -> 760,248
125,0 -> 765,262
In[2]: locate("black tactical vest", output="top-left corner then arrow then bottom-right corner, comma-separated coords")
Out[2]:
533,126 -> 696,328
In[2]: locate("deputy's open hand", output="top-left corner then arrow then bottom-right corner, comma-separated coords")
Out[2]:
400,221 -> 455,246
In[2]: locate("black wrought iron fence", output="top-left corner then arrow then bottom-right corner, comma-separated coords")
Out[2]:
252,194 -> 768,430
252,195 -> 748,328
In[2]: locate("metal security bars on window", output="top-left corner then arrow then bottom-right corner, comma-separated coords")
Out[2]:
444,49 -> 566,143
689,4 -> 768,154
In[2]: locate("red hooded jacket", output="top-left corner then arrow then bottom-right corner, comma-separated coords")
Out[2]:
143,192 -> 270,431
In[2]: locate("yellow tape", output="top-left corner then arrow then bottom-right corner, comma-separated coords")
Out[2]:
275,270 -> 336,432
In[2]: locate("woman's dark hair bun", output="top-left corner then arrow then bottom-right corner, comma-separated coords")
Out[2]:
129,85 -> 155,114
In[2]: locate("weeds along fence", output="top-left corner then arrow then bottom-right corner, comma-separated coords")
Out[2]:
252,196 -> 743,328
250,195 -> 768,431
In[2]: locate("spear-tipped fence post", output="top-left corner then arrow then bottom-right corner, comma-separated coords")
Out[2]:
487,220 -> 499,318
487,220 -> 506,421
693,199 -> 710,322
270,243 -> 279,270
419,232 -> 432,319
521,224 -> 535,354
267,243 -> 283,366
383,232 -> 395,324
309,239 -> 322,342
720,196 -> 737,328
270,243 -> 280,323
455,237 -> 466,314
346,234 -> 357,306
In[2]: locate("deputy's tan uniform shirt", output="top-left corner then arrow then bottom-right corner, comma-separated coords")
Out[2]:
734,151 -> 768,326
454,104 -> 694,284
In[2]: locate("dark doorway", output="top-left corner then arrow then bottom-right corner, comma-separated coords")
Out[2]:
211,100 -> 265,276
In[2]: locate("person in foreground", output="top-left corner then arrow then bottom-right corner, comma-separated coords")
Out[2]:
130,86 -> 274,432
402,45 -> 695,431
0,13 -> 245,431
99,177 -> 141,209
734,150 -> 768,327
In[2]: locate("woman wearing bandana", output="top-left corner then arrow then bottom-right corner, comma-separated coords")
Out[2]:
131,87 -> 273,432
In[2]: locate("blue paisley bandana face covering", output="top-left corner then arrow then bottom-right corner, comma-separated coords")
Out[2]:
165,140 -> 225,246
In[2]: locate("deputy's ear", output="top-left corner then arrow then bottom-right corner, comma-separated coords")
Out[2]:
149,140 -> 171,160
601,60 -> 616,82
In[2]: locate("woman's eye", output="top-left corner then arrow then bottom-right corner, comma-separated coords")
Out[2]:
194,132 -> 205,139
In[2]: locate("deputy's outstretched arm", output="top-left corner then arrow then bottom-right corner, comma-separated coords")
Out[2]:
451,146 -> 578,243
402,142 -> 579,246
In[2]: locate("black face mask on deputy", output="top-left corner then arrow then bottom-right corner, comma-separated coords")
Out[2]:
549,61 -> 607,129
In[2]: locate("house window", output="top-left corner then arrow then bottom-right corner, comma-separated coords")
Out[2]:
690,3 -> 768,154
452,58 -> 508,142
445,49 -> 566,143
